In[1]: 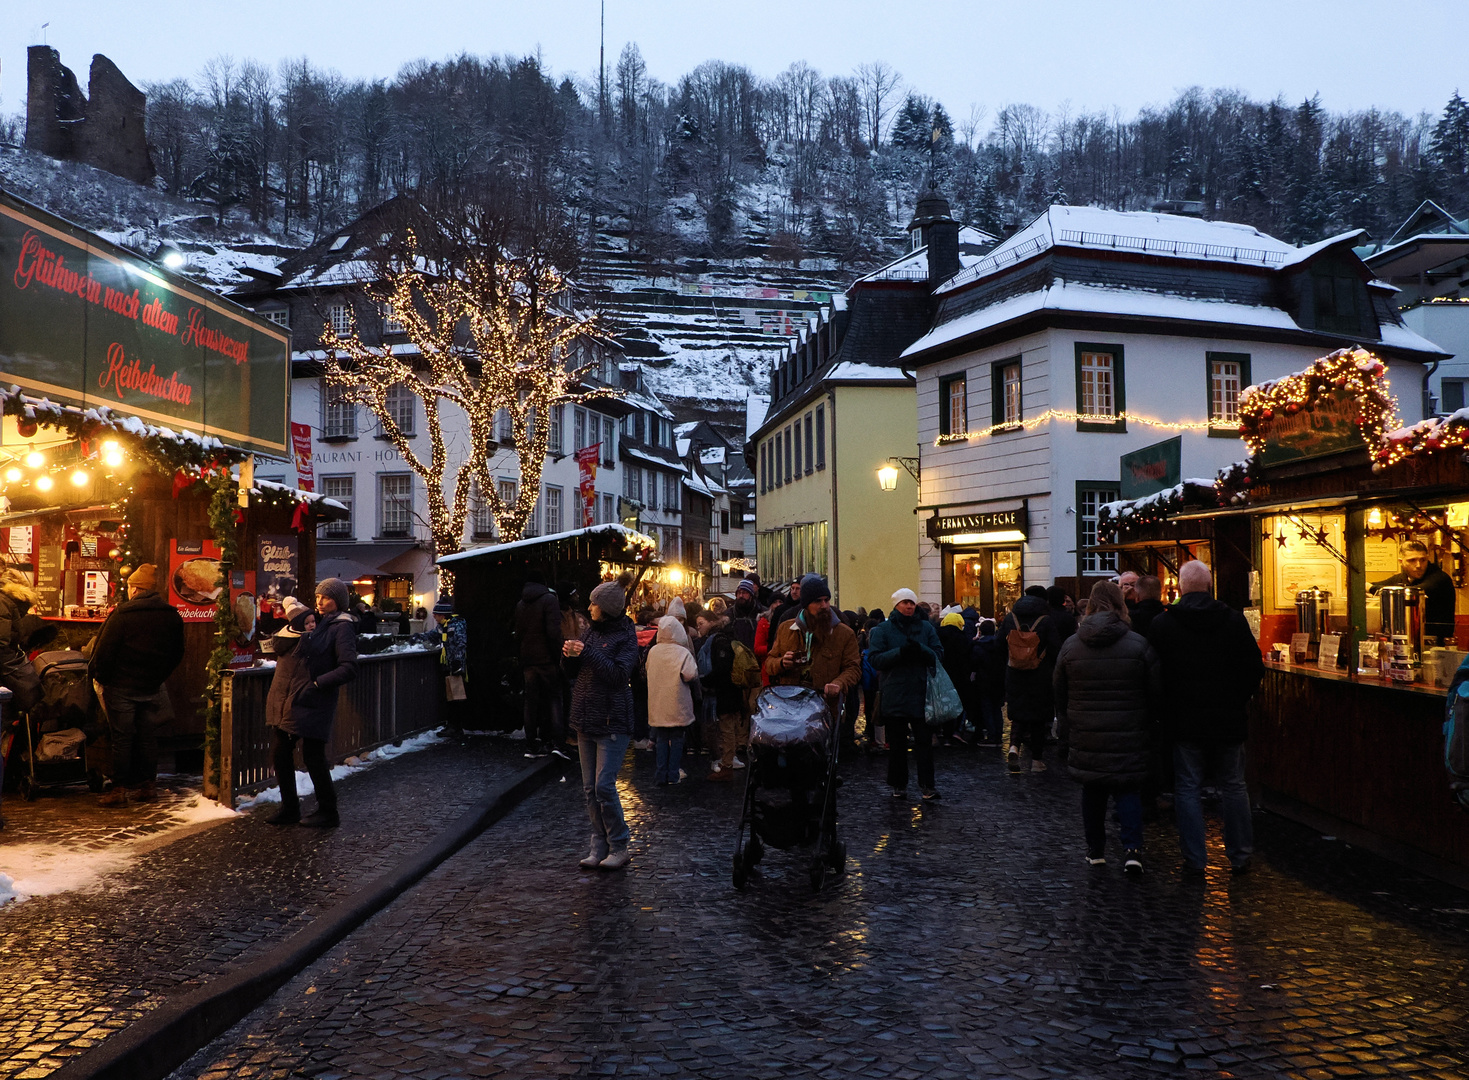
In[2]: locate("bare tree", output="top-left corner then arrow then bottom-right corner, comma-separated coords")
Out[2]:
856,61 -> 902,148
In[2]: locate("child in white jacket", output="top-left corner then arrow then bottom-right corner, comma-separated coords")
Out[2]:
647,615 -> 698,784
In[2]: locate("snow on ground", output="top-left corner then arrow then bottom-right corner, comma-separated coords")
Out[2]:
0,793 -> 237,907
234,729 -> 447,811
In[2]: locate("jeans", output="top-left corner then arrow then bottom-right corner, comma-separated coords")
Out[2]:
653,726 -> 685,783
578,731 -> 630,856
885,714 -> 935,792
1174,741 -> 1253,869
102,686 -> 173,788
522,664 -> 564,748
272,728 -> 336,814
1081,782 -> 1142,855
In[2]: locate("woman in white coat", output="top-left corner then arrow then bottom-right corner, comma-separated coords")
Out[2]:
646,615 -> 698,785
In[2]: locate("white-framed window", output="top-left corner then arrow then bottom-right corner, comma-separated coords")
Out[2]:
1002,362 -> 1022,425
941,376 -> 967,435
601,493 -> 615,526
665,473 -> 681,511
1081,355 -> 1110,423
328,302 -> 352,338
381,301 -> 404,335
646,468 -> 658,510
379,474 -> 413,538
1207,352 -> 1250,430
383,383 -> 415,436
623,466 -> 642,502
574,408 -> 588,451
321,475 -> 354,539
549,404 -> 564,455
496,479 -> 519,537
602,418 -> 616,465
322,381 -> 356,439
263,308 -> 290,328
1078,486 -> 1120,574
495,408 -> 513,443
544,485 -> 563,534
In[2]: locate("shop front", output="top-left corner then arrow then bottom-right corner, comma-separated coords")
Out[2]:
929,504 -> 1028,617
0,186 -> 344,800
1098,348 -> 1469,878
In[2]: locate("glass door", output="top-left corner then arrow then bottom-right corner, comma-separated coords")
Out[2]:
949,548 -> 1025,618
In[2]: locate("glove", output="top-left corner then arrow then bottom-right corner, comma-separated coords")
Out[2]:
900,641 -> 924,662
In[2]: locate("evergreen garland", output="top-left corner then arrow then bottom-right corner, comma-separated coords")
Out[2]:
199,473 -> 243,792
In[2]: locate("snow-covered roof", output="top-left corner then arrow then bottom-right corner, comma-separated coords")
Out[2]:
255,479 -> 349,517
675,438 -> 690,457
826,361 -> 915,382
937,206 -> 1303,295
745,393 -> 770,442
282,258 -> 379,290
682,470 -> 713,497
674,421 -> 699,436
436,523 -> 656,565
699,446 -> 726,465
622,444 -> 686,472
857,243 -> 991,284
902,280 -> 1450,360
1274,230 -> 1368,270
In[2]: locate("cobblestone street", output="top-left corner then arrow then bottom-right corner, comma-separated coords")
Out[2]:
0,735 -> 532,1080
172,746 -> 1469,1080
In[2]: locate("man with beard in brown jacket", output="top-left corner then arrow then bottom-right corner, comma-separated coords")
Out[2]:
764,574 -> 861,726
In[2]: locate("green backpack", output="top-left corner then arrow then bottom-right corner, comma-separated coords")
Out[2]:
731,639 -> 763,688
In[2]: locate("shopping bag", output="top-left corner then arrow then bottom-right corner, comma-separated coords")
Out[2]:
445,674 -> 467,701
924,666 -> 963,727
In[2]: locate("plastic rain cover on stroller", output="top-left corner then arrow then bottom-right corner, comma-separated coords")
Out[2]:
750,685 -> 831,750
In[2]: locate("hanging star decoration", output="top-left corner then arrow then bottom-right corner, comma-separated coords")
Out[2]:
1277,532 -> 1289,548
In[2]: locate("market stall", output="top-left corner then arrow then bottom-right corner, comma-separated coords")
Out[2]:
0,186 -> 344,800
1099,348 -> 1469,876
437,524 -> 657,729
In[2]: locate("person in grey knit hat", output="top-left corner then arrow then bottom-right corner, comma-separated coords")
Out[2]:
563,577 -> 638,870
315,577 -> 351,615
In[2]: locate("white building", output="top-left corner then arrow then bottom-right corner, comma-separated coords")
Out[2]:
900,205 -> 1449,612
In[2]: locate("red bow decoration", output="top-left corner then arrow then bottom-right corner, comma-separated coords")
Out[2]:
291,500 -> 310,532
172,470 -> 194,498
232,508 -> 246,526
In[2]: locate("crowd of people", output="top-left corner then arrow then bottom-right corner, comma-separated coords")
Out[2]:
552,561 -> 1265,878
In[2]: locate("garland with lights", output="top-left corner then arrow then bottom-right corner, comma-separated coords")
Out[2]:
935,410 -> 1238,446
199,472 -> 244,791
318,231 -> 621,575
1237,347 -> 1397,458
1097,479 -> 1221,539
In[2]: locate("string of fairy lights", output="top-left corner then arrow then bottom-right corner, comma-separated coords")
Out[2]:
320,230 -> 620,568
935,410 -> 1240,446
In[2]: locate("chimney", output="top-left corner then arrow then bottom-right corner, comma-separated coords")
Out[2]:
907,188 -> 961,288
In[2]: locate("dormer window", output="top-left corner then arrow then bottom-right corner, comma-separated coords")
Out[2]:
330,235 -> 351,251
912,227 -> 923,251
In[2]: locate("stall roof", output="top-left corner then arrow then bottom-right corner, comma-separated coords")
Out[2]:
317,542 -> 422,581
1169,495 -> 1359,521
437,523 -> 656,566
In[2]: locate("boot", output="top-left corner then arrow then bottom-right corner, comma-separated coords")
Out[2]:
300,807 -> 340,828
579,844 -> 608,869
598,850 -> 631,871
98,785 -> 128,808
129,781 -> 158,803
267,805 -> 301,826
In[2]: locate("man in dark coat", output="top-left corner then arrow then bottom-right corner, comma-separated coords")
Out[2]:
91,563 -> 186,806
515,569 -> 566,758
1044,586 -> 1078,643
1130,575 -> 1167,637
869,587 -> 944,800
1146,561 -> 1265,874
1370,540 -> 1457,640
998,585 -> 1063,774
564,579 -> 639,871
1054,581 -> 1162,872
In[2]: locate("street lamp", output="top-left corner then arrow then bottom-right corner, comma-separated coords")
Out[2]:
877,464 -> 899,491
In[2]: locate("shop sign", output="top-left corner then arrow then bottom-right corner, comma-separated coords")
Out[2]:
291,423 -> 314,491
1256,388 -> 1364,466
926,507 -> 1028,541
0,190 -> 289,456
1120,436 -> 1181,499
257,535 -> 300,623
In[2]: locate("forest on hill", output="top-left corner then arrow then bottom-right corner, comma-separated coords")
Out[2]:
16,46 -> 1469,265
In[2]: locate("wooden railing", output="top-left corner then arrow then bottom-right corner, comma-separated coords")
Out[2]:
218,648 -> 443,805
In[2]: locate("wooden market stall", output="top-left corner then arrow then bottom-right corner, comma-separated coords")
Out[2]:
1098,348 -> 1469,879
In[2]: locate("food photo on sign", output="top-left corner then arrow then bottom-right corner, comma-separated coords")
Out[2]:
169,539 -> 224,620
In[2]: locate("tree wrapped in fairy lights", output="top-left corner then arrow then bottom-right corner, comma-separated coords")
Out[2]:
319,226 -> 617,561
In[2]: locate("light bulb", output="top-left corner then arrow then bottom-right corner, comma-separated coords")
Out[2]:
4,468 -> 20,483
25,451 -> 44,468
71,470 -> 90,487
35,475 -> 53,491
102,441 -> 123,468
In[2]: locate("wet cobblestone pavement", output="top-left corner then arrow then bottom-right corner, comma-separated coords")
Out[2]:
0,734 -> 534,1080
174,745 -> 1469,1080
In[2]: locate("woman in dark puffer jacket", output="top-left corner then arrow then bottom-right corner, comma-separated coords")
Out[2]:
1053,580 -> 1161,874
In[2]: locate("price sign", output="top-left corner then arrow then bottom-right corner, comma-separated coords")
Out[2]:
1317,633 -> 1341,670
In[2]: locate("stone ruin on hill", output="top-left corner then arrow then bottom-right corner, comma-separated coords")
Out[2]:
25,46 -> 154,185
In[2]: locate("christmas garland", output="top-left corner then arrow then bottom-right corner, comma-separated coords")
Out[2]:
199,472 -> 243,791
1237,347 -> 1396,459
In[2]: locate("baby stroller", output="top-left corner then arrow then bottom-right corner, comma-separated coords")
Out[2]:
732,685 -> 845,892
13,650 -> 99,801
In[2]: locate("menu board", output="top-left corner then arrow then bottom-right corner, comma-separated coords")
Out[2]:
35,544 -> 63,616
1364,536 -> 1406,579
169,539 -> 224,621
1270,515 -> 1346,609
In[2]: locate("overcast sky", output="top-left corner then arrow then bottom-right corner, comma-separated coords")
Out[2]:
5,0 -> 1465,126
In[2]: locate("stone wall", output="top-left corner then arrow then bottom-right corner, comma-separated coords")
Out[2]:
24,47 -> 154,185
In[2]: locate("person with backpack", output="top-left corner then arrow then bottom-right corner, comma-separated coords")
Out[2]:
1146,561 -> 1265,876
646,616 -> 698,785
868,588 -> 944,801
1053,580 -> 1162,874
999,585 -> 1063,774
90,563 -> 186,807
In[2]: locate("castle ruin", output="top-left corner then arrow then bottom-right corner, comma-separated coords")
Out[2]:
25,47 -> 155,185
